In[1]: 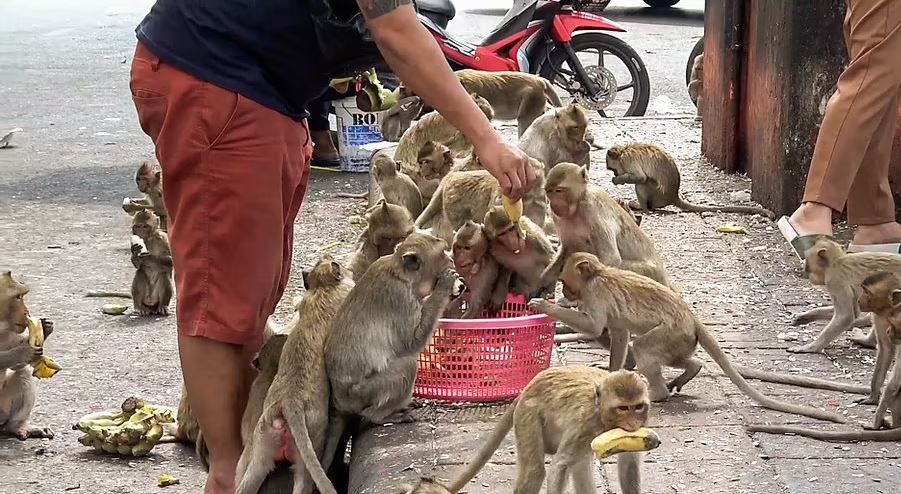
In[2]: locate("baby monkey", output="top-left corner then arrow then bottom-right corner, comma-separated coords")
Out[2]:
122,161 -> 167,230
446,366 -> 651,494
372,153 -> 423,218
449,220 -> 505,318
606,143 -> 776,219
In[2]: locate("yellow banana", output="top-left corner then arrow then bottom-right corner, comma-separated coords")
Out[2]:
26,316 -> 61,379
501,195 -> 526,239
590,427 -> 661,459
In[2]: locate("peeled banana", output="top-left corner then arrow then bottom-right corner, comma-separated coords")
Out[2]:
74,397 -> 176,457
501,195 -> 526,240
26,316 -> 61,379
591,427 -> 661,459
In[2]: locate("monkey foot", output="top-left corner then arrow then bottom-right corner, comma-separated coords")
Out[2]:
6,426 -> 54,441
786,344 -> 822,354
850,331 -> 877,349
853,396 -> 879,406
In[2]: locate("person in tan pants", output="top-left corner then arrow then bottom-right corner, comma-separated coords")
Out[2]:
779,0 -> 901,257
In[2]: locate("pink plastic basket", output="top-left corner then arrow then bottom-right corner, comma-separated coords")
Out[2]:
413,293 -> 556,402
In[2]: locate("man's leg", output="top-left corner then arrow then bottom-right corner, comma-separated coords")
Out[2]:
790,0 -> 901,236
130,42 -> 309,493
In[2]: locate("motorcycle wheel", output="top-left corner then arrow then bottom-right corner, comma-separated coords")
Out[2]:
643,0 -> 680,7
685,36 -> 704,86
538,32 -> 651,117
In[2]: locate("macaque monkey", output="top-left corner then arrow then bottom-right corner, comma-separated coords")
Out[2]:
122,161 -> 168,229
615,197 -> 643,227
450,220 -> 505,318
416,163 -> 547,244
372,153 -> 423,218
518,103 -> 591,174
393,93 -> 494,165
541,163 -> 668,289
531,252 -> 846,423
325,232 -> 465,426
240,333 -> 289,446
788,239 -> 901,353
483,206 -> 555,299
85,210 -> 174,316
397,70 -> 563,136
606,143 -> 776,219
446,366 -> 650,494
687,54 -> 703,120
349,199 -> 415,280
406,141 -> 455,203
0,271 -> 54,440
381,95 -> 425,142
235,257 -> 354,494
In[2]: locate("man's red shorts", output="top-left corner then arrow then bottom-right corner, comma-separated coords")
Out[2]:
129,42 -> 312,347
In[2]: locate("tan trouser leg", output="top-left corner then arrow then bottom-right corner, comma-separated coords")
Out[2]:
802,0 -> 901,223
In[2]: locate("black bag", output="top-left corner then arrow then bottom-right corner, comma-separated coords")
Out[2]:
308,0 -> 386,78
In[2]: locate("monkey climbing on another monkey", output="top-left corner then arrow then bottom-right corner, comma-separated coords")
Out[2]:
372,153 -> 423,218
122,161 -> 168,230
605,143 -> 776,219
530,252 -> 847,424
235,256 -> 354,494
0,271 -> 54,440
325,232 -> 466,428
85,210 -> 174,316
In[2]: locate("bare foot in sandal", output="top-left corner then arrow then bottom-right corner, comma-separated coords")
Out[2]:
788,203 -> 834,237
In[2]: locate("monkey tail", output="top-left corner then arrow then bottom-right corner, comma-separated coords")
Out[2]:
541,79 -> 564,107
695,324 -> 847,424
747,423 -> 901,442
280,405 -> 338,494
85,290 -> 132,298
447,399 -> 517,493
673,197 -> 776,220
734,364 -> 870,395
415,183 -> 445,228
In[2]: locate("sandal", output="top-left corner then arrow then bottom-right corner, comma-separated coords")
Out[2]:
847,242 -> 901,254
776,216 -> 836,260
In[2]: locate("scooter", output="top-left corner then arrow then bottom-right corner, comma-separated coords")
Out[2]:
416,0 -> 651,116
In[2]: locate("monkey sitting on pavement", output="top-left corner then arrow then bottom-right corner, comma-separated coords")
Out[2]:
349,199 -> 415,280
235,256 -> 354,494
518,103 -> 591,174
85,210 -> 174,316
530,252 -> 846,423
325,232 -> 466,427
606,143 -> 776,219
540,163 -> 669,289
687,54 -> 704,120
787,238 -> 901,354
0,271 -> 54,440
372,153 -> 423,218
443,366 -> 651,494
392,93 -> 494,165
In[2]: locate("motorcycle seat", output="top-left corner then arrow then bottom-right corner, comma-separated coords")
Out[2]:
415,0 -> 456,19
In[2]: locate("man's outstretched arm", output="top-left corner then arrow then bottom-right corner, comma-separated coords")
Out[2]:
357,0 -> 538,201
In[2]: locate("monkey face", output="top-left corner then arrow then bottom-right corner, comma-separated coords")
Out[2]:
452,226 -> 487,277
605,400 -> 648,433
396,232 -> 453,298
0,272 -> 29,333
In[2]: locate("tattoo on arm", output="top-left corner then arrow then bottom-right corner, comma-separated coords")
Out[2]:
359,0 -> 413,19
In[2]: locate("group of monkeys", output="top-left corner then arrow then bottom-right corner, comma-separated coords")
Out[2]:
4,67 -> 901,494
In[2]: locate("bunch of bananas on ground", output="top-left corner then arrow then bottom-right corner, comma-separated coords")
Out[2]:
27,316 -> 61,379
74,396 -> 175,457
591,427 -> 661,459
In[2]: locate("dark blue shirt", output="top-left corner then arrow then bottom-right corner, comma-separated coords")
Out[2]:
136,0 -> 331,120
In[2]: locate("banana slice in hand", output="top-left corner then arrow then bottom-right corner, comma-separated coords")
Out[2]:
27,316 -> 61,379
591,427 -> 661,459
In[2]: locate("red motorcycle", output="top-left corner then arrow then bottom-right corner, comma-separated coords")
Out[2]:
416,0 -> 651,117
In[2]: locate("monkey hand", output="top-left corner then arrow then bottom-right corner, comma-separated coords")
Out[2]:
528,298 -> 551,313
611,175 -> 627,185
438,268 -> 464,298
11,340 -> 42,368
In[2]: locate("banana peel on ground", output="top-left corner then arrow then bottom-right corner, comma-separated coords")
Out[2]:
27,316 -> 61,379
591,427 -> 661,459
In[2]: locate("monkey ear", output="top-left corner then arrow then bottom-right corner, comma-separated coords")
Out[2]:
394,160 -> 403,172
154,170 -> 161,180
401,252 -> 421,271
576,259 -> 593,280
891,289 -> 901,307
330,261 -> 343,281
301,270 -> 311,290
815,247 -> 830,266
579,165 -> 588,181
